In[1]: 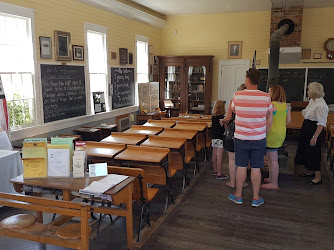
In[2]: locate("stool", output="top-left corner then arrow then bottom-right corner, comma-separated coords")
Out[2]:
0,214 -> 36,229
56,223 -> 92,240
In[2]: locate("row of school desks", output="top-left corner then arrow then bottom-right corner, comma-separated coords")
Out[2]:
86,117 -> 212,213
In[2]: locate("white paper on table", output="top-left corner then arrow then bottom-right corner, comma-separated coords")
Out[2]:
0,131 -> 12,150
47,148 -> 70,177
89,162 -> 107,177
79,174 -> 128,196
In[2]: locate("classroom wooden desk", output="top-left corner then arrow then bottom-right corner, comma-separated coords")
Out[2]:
57,134 -> 82,141
114,145 -> 172,212
159,128 -> 198,174
287,111 -> 304,129
93,124 -> 117,139
123,125 -> 163,136
143,120 -> 176,128
174,122 -> 208,164
10,174 -> 135,249
86,142 -> 126,165
141,136 -> 188,191
73,128 -> 102,141
137,113 -> 159,125
101,133 -> 146,145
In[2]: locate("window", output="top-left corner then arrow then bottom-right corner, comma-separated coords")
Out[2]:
85,23 -> 108,114
136,36 -> 149,83
0,8 -> 36,129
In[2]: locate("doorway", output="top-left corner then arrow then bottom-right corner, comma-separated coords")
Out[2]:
218,59 -> 250,106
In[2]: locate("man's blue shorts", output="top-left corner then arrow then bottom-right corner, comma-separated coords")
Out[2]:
234,138 -> 266,168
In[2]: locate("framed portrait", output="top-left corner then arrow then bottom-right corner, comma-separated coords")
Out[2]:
313,53 -> 322,59
72,45 -> 84,61
301,48 -> 311,59
55,30 -> 71,61
39,36 -> 52,59
119,48 -> 128,64
228,41 -> 242,59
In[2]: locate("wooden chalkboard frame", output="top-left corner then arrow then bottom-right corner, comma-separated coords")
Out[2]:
40,64 -> 87,123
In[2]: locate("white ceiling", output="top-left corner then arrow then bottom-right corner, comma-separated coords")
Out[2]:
132,0 -> 334,15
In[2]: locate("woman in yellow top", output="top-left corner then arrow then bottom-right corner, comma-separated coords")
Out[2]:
261,85 -> 291,190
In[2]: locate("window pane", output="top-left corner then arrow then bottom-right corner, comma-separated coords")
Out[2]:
136,40 -> 148,83
89,73 -> 107,93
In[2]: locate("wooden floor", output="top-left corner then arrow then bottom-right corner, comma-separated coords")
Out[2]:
141,153 -> 334,249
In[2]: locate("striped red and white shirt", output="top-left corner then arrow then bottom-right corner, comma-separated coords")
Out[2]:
232,90 -> 272,140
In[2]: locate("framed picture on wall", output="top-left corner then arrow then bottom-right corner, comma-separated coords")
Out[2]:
228,41 -> 242,59
39,36 -> 52,59
55,30 -> 71,61
119,48 -> 128,64
72,45 -> 84,61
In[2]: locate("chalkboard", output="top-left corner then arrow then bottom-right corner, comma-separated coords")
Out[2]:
258,68 -> 306,102
111,67 -> 135,109
41,64 -> 86,123
307,68 -> 334,105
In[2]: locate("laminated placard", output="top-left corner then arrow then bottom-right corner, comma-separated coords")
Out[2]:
47,144 -> 70,178
22,158 -> 47,179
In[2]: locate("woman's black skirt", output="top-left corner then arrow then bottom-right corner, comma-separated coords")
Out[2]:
294,119 -> 325,171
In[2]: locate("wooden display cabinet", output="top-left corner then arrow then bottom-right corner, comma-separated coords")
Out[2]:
159,56 -> 213,116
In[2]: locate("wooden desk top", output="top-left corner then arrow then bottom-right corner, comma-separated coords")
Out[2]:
86,142 -> 126,158
101,133 -> 146,145
159,128 -> 197,140
123,125 -> 163,135
114,145 -> 169,163
57,134 -> 82,141
141,136 -> 186,150
174,122 -> 207,132
73,128 -> 101,133
94,124 -> 117,130
10,174 -> 135,197
143,120 -> 176,128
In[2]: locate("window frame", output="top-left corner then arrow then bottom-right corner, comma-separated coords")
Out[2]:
135,35 -> 149,106
84,22 -> 109,114
0,2 -> 38,130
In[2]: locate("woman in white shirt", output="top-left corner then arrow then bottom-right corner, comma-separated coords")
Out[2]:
295,82 -> 329,185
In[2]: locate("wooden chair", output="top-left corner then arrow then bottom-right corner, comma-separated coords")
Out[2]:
0,192 -> 91,250
107,166 -> 158,241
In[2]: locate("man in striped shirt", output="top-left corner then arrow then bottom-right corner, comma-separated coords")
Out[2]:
228,68 -> 273,207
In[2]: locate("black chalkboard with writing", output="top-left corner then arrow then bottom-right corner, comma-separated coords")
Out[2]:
307,68 -> 334,105
41,64 -> 86,123
258,68 -> 306,102
111,67 -> 135,109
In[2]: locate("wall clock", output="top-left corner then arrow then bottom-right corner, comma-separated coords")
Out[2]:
324,38 -> 334,60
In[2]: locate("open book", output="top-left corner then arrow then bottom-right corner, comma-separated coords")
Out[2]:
79,174 -> 128,197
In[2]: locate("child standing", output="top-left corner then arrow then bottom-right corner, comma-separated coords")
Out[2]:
261,85 -> 291,190
211,100 -> 229,179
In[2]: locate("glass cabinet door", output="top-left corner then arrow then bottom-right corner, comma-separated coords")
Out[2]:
188,66 -> 206,113
164,66 -> 181,109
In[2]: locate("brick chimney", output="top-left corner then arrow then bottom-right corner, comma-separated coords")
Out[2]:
270,6 -> 303,47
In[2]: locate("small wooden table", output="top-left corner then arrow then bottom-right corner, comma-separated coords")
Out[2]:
123,125 -> 163,136
143,120 -> 176,128
114,145 -> 172,212
86,142 -> 126,165
10,174 -> 135,249
101,133 -> 146,145
73,128 -> 102,141
141,136 -> 188,192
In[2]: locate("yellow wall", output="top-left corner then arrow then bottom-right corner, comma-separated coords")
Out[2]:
0,0 -> 162,66
161,8 -> 334,101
